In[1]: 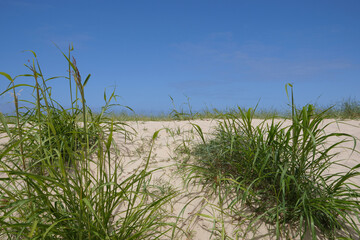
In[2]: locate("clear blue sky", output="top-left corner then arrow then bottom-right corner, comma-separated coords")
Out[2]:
1,0 -> 359,114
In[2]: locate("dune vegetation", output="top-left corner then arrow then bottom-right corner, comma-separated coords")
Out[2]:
1,48 -> 360,239
187,86 -> 360,239
0,48 -> 174,239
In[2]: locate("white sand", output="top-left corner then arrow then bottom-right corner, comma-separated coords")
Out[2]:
113,119 -> 360,239
1,119 -> 360,239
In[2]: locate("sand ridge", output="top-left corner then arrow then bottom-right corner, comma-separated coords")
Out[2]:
112,119 -> 360,239
1,119 -> 359,239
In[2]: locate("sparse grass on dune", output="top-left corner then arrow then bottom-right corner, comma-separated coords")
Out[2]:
104,99 -> 360,122
1,46 -> 360,240
186,84 -> 360,239
3,97 -> 360,122
107,107 -> 280,122
318,98 -> 360,119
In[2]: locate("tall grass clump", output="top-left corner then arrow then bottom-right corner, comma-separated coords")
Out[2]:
0,47 -> 174,239
189,84 -> 360,239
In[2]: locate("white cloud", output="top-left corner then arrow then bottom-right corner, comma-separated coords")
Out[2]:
172,33 -> 358,84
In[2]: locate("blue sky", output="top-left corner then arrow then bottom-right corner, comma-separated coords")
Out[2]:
1,0 -> 359,114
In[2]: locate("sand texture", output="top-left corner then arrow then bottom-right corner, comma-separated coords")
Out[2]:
112,119 -> 360,239
1,119 -> 360,239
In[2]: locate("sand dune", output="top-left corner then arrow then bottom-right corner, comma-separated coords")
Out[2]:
112,119 -> 360,239
1,119 -> 359,239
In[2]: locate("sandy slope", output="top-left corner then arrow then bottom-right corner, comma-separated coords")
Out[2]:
1,119 -> 359,239
113,119 -> 360,239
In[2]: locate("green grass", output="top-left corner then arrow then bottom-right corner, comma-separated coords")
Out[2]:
106,98 -> 360,121
1,46 -> 360,239
3,97 -> 360,122
0,47 -> 174,239
187,84 -> 360,239
318,98 -> 360,119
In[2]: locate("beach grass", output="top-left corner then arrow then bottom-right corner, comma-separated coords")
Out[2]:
106,98 -> 360,121
186,84 -> 360,239
0,48 -> 174,239
1,48 -> 360,239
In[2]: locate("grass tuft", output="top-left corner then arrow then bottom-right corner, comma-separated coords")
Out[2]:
0,47 -> 174,239
188,84 -> 360,239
